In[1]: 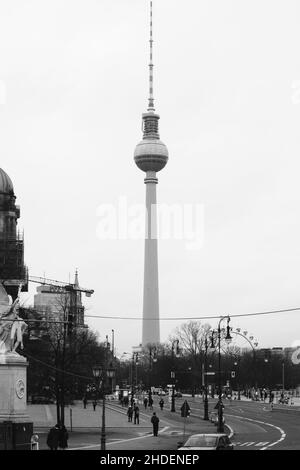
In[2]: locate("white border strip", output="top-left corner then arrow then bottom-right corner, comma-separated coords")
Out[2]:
225,423 -> 234,439
226,413 -> 286,450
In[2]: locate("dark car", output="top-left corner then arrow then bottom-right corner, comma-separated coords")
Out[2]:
31,395 -> 54,404
178,433 -> 234,450
175,391 -> 182,398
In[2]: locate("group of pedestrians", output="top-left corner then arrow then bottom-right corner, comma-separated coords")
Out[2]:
46,424 -> 69,451
126,397 -> 161,437
127,403 -> 140,424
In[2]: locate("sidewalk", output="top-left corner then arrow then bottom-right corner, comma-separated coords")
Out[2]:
31,401 -> 219,450
28,402 -> 143,430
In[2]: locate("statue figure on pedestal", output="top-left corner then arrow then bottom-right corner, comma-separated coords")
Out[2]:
0,283 -> 27,355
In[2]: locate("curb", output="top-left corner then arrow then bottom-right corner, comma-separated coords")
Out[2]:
224,423 -> 234,439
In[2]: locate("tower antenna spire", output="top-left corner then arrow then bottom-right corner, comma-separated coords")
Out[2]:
148,0 -> 155,112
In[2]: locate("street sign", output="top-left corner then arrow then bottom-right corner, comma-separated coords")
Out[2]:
231,371 -> 235,378
205,372 -> 215,375
181,400 -> 190,418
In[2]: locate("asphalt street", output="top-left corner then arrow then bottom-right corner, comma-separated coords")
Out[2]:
30,396 -> 300,450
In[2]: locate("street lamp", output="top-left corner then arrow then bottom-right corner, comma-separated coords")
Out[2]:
149,346 -> 157,396
217,316 -> 232,432
203,336 -> 209,420
233,357 -> 241,400
171,340 -> 180,412
201,329 -> 217,420
131,352 -> 139,406
93,344 -> 115,451
92,364 -> 106,450
282,360 -> 285,397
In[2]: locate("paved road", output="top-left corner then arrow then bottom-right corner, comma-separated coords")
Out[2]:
169,396 -> 300,450
31,398 -> 216,450
29,396 -> 300,450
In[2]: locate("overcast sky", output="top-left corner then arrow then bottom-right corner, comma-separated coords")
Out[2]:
1,0 -> 300,356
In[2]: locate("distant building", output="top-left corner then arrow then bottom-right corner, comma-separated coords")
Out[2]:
0,167 -> 27,300
33,271 -> 85,331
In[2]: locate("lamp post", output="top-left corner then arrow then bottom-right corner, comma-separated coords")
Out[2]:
171,339 -> 179,412
92,364 -> 105,450
203,336 -> 209,420
149,346 -> 157,393
216,316 -> 232,432
131,352 -> 139,405
233,357 -> 241,400
93,342 -> 115,451
282,360 -> 285,396
201,329 -> 216,420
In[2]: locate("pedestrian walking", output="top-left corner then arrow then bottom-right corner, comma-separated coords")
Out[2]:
92,399 -> 97,411
159,398 -> 164,410
46,424 -> 60,450
151,412 -> 159,436
134,405 -> 140,424
127,405 -> 133,422
144,397 -> 148,409
83,395 -> 87,409
58,425 -> 69,450
149,397 -> 153,410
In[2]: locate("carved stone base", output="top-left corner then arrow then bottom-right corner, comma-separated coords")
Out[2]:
0,353 -> 30,422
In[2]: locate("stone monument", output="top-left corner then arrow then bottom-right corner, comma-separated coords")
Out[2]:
0,283 -> 33,450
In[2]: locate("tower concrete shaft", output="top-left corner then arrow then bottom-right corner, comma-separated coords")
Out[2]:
142,171 -> 159,346
134,1 -> 168,347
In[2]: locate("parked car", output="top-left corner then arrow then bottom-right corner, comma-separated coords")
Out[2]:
31,395 -> 54,404
175,391 -> 182,398
152,388 -> 165,395
178,433 -> 234,450
106,394 -> 116,401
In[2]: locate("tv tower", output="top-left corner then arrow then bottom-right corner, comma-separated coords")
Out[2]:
134,1 -> 169,346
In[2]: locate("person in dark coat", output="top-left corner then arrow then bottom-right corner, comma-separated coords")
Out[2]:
143,397 -> 148,409
46,424 -> 60,450
159,398 -> 164,410
92,399 -> 97,411
134,405 -> 140,424
83,395 -> 87,409
127,405 -> 133,422
148,397 -> 153,410
58,425 -> 69,450
151,412 -> 159,436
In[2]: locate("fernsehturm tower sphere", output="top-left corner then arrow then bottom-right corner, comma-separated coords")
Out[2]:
134,1 -> 168,346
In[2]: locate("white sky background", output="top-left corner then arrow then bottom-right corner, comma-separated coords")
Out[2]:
1,0 -> 300,356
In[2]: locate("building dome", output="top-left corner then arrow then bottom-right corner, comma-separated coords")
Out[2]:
0,168 -> 14,195
134,139 -> 169,173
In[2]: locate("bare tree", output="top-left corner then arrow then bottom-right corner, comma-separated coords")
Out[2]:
171,321 -> 211,356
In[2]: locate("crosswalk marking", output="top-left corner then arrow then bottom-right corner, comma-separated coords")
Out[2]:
234,441 -> 269,447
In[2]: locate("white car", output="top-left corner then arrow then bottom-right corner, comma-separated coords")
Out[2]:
178,433 -> 234,451
106,394 -> 115,401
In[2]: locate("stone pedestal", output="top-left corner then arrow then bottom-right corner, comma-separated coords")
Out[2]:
0,352 -> 33,449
